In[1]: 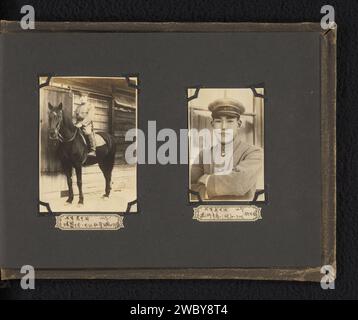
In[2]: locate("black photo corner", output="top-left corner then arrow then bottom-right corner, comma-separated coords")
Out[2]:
0,0 -> 356,304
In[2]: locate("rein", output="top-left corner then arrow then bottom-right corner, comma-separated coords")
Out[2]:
58,128 -> 78,143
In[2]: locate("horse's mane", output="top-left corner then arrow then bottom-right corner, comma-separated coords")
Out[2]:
58,107 -> 77,141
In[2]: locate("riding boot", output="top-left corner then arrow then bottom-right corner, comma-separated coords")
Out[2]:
87,133 -> 96,157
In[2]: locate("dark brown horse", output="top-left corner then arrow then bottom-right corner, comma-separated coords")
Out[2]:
48,102 -> 116,205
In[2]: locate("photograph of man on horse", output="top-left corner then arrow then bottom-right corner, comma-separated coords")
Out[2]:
40,77 -> 137,212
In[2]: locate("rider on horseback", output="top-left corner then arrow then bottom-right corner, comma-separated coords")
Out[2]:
73,94 -> 96,157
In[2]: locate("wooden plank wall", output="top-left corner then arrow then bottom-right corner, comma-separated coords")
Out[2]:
113,103 -> 136,164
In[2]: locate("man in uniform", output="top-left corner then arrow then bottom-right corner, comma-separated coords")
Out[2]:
190,97 -> 263,201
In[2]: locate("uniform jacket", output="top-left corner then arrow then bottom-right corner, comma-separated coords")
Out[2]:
190,138 -> 263,201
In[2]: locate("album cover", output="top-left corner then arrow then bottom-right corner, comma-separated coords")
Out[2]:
0,21 -> 336,281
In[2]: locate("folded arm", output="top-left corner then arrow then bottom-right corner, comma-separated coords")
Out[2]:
206,148 -> 263,198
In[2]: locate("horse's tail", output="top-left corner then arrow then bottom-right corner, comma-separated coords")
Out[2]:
97,132 -> 116,169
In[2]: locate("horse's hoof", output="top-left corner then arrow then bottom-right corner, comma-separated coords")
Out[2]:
64,201 -> 72,206
102,195 -> 109,201
77,202 -> 84,207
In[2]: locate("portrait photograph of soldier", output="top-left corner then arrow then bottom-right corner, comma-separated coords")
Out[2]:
188,88 -> 265,202
39,76 -> 137,213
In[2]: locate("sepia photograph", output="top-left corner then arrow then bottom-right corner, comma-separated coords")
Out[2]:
39,76 -> 137,213
188,88 -> 265,202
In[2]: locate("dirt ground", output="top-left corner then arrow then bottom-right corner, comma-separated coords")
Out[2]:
40,165 -> 136,213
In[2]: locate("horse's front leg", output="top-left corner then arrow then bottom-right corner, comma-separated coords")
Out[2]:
64,166 -> 74,204
75,165 -> 84,205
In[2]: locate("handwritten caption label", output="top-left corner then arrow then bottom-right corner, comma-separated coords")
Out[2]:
193,205 -> 262,222
55,214 -> 124,231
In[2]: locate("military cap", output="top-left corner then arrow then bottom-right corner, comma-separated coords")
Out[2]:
208,98 -> 245,118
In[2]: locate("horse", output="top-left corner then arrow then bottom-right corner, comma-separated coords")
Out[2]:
47,102 -> 116,205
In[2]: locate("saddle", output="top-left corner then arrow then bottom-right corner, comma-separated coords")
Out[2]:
78,130 -> 91,153
78,129 -> 106,152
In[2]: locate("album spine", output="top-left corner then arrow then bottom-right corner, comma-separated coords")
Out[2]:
0,29 -> 4,273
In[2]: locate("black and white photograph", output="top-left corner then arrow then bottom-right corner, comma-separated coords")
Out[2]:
189,88 -> 265,202
39,76 -> 137,213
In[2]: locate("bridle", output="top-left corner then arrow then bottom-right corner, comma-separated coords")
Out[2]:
49,111 -> 78,143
